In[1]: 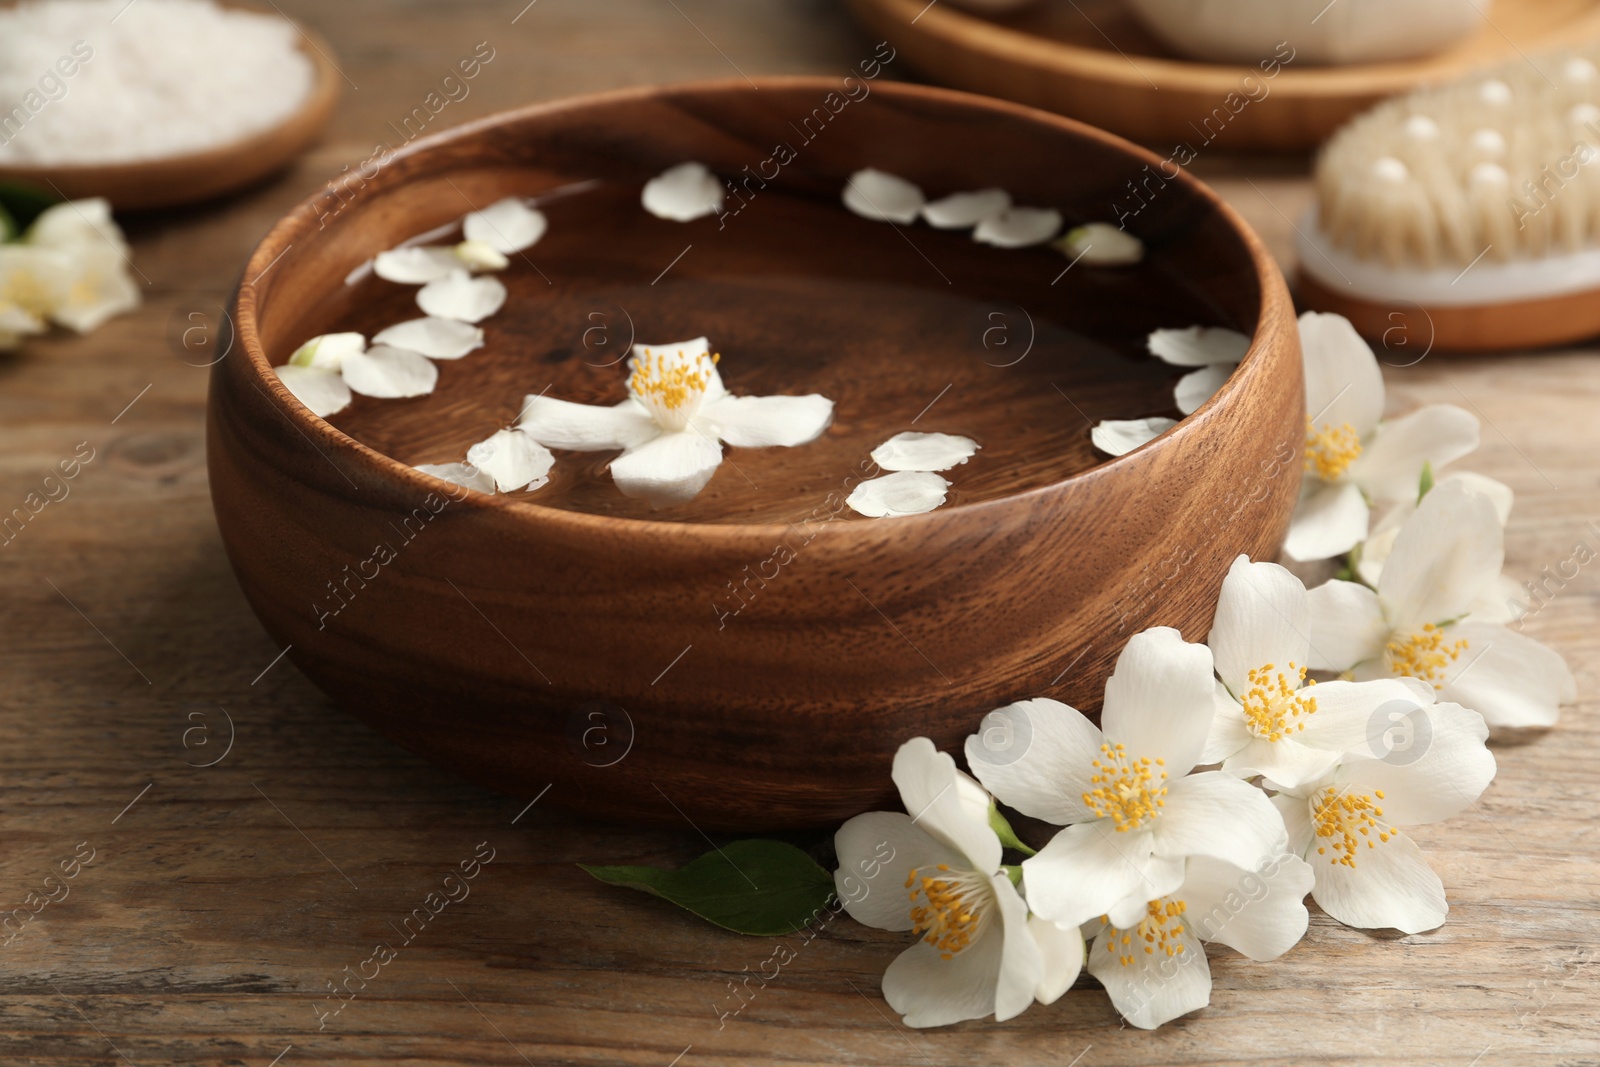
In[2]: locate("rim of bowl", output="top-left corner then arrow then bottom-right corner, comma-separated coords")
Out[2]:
0,13 -> 339,185
232,76 -> 1292,544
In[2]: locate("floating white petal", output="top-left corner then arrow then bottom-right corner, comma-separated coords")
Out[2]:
518,396 -> 659,452
642,162 -> 725,222
974,207 -> 1063,248
454,239 -> 509,272
373,317 -> 485,360
415,462 -> 496,494
610,431 -> 725,507
289,331 -> 366,370
847,471 -> 951,518
1054,222 -> 1144,265
417,269 -> 507,323
870,431 -> 980,472
374,246 -> 461,284
466,428 -> 556,493
1148,325 -> 1251,367
275,364 -> 352,417
842,168 -> 925,224
1091,417 -> 1176,456
921,188 -> 1011,229
463,197 -> 548,253
340,344 -> 439,398
1175,364 -> 1235,415
700,393 -> 834,448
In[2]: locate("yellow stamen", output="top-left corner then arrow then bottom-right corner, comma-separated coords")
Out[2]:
907,864 -> 989,960
1311,787 -> 1390,868
1385,623 -> 1467,688
1239,661 -> 1317,742
1082,742 -> 1167,833
1102,899 -> 1188,967
628,347 -> 719,431
1304,416 -> 1362,481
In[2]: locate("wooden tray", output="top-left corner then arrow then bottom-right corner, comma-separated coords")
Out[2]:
0,18 -> 341,211
848,0 -> 1600,150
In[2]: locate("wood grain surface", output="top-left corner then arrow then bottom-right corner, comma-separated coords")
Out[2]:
0,2 -> 1595,1064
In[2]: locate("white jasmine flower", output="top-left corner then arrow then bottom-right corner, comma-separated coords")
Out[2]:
1148,325 -> 1249,416
966,628 -> 1288,929
517,337 -> 833,507
1354,471 -> 1511,591
870,431 -> 979,472
462,197 -> 547,253
843,168 -> 925,224
49,243 -> 141,333
973,207 -> 1062,248
1271,696 -> 1495,933
1054,222 -> 1144,266
847,471 -> 951,518
1307,479 -> 1576,729
921,188 -> 1010,229
0,245 -> 67,339
1091,416 -> 1176,457
0,303 -> 47,350
1201,554 -> 1440,789
1288,312 -> 1479,562
372,317 -> 485,360
1085,852 -> 1314,1029
416,269 -> 507,323
26,198 -> 129,257
274,332 -> 439,417
834,738 -> 1082,1028
642,162 -> 724,222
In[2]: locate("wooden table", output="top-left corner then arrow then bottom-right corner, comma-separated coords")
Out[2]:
3,2 -> 1596,1064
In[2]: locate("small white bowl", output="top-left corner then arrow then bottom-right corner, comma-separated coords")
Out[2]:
1125,0 -> 1486,66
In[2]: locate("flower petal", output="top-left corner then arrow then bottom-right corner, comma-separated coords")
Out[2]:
1305,579 -> 1388,671
1147,325 -> 1251,367
289,331 -> 365,370
1308,827 -> 1447,934
1272,792 -> 1314,854
1295,677 -> 1435,760
609,429 -> 724,506
1339,702 -> 1493,824
699,393 -> 834,448
1022,821 -> 1182,928
374,246 -> 460,284
340,344 -> 439,398
416,269 -> 507,323
454,239 -> 508,272
630,336 -> 725,402
1283,481 -> 1369,562
1180,853 -> 1314,961
842,168 -> 925,224
1091,417 -> 1176,457
964,697 -> 1104,826
1439,622 -> 1574,730
1221,737 -> 1340,792
1086,917 -> 1211,1030
642,162 -> 724,222
373,317 -> 485,360
1200,681 -> 1253,765
846,472 -> 950,518
1378,479 -> 1504,629
518,396 -> 658,452
462,197 -> 547,253
1208,555 -> 1312,697
1102,626 -> 1216,773
869,431 -> 980,472
834,811 -> 954,932
991,877 -> 1046,1023
465,428 -> 555,493
1150,772 -> 1287,870
274,365 -> 351,418
1028,916 -> 1085,1006
49,244 -> 140,333
27,198 -> 128,255
1353,404 -> 1481,505
973,207 -> 1062,248
414,461 -> 495,494
1175,364 -> 1235,416
1054,222 -> 1144,266
1300,311 -> 1385,438
891,738 -> 1001,875
921,188 -> 1010,229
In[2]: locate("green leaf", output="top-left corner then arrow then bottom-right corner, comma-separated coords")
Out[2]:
582,839 -> 837,936
0,202 -> 14,243
0,179 -> 61,236
989,800 -> 1036,856
1417,461 -> 1435,503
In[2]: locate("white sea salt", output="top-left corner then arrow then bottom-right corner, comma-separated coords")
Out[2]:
0,0 -> 316,165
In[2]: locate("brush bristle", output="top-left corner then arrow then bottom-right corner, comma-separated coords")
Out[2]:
1316,52 -> 1600,268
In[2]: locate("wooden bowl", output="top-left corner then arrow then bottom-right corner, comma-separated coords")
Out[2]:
209,79 -> 1304,829
0,16 -> 340,211
848,0 -> 1600,151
